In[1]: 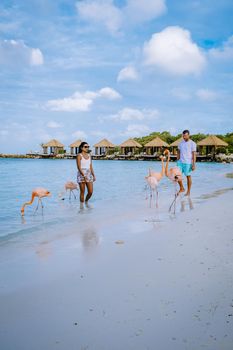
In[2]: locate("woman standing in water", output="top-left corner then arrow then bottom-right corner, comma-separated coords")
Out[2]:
76,142 -> 96,209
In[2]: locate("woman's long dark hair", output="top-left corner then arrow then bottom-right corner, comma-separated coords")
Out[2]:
78,141 -> 88,154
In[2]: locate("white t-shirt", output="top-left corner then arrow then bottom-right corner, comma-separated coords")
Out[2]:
178,139 -> 196,164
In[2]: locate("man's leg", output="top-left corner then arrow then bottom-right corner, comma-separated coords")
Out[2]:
177,161 -> 185,194
178,179 -> 185,194
185,176 -> 192,196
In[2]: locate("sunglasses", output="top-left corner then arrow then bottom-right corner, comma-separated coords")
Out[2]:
83,145 -> 89,148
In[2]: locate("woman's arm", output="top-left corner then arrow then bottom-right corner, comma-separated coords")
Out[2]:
76,155 -> 85,176
90,158 -> 96,181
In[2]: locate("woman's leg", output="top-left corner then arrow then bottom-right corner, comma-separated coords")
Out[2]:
85,182 -> 93,202
79,182 -> 86,203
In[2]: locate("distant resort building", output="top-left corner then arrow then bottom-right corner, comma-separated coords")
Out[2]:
169,137 -> 183,155
197,135 -> 228,156
69,140 -> 82,155
93,139 -> 115,156
42,139 -> 65,155
38,134 -> 230,161
144,136 -> 169,155
119,138 -> 142,155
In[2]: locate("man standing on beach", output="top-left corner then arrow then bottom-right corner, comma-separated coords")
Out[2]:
177,130 -> 197,196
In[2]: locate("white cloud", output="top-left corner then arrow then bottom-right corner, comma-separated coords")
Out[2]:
76,0 -> 123,35
30,48 -> 44,65
113,108 -> 144,121
117,66 -> 139,82
143,26 -> 206,76
98,87 -> 121,99
110,107 -> 159,121
47,121 -> 62,128
196,89 -> 218,101
46,87 -> 121,112
47,92 -> 93,112
72,130 -> 88,139
125,0 -> 166,24
76,0 -> 166,35
171,87 -> 218,101
121,124 -> 151,137
0,40 -> 44,66
209,36 -> 233,60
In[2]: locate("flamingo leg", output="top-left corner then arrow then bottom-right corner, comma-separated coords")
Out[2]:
169,183 -> 179,213
145,185 -> 149,200
72,190 -> 77,199
152,189 -> 156,207
174,183 -> 178,214
34,198 -> 40,214
156,190 -> 159,209
169,196 -> 175,212
173,193 -> 177,214
40,198 -> 44,214
149,189 -> 152,208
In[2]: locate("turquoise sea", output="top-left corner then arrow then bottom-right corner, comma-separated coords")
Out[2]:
0,158 -> 233,242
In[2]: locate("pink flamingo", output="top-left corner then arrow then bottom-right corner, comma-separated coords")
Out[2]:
21,188 -> 51,216
164,149 -> 183,213
145,156 -> 165,208
64,181 -> 78,200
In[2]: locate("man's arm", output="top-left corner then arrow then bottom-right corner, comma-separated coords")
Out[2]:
192,151 -> 196,171
177,149 -> 180,160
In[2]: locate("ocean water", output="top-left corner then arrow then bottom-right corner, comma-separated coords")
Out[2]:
0,158 -> 233,242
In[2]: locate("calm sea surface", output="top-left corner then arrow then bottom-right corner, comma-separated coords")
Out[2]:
0,158 -> 233,242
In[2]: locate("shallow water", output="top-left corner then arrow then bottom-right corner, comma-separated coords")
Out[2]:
0,159 -> 232,242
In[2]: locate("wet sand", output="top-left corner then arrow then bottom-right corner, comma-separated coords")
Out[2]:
0,190 -> 233,350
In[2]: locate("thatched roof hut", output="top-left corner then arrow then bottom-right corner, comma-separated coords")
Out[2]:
119,138 -> 142,155
169,137 -> 183,147
43,139 -> 64,148
197,135 -> 228,156
197,135 -> 228,147
42,139 -> 65,155
93,138 -> 115,156
144,136 -> 169,155
169,137 -> 183,155
69,139 -> 82,155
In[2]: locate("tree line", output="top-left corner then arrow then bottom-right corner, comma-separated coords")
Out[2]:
134,131 -> 233,153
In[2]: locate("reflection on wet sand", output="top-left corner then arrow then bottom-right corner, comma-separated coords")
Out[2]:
81,227 -> 99,252
169,196 -> 194,219
21,216 -> 26,225
36,240 -> 52,260
181,197 -> 194,212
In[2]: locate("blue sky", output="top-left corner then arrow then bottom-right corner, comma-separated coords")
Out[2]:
0,0 -> 233,153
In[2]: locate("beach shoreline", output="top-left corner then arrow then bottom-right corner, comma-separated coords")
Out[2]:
0,187 -> 233,350
1,153 -> 233,163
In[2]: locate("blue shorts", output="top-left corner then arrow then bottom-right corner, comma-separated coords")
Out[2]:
177,161 -> 192,176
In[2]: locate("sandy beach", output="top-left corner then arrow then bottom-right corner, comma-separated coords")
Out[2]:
1,0 -> 233,349
0,188 -> 233,350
